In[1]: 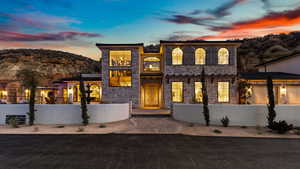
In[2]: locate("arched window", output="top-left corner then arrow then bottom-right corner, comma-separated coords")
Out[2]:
195,48 -> 206,65
144,56 -> 160,71
172,48 -> 183,65
218,48 -> 229,65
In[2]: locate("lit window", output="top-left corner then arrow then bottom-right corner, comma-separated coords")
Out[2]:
172,48 -> 183,65
144,56 -> 160,72
109,70 -> 132,87
195,48 -> 206,65
90,84 -> 101,102
109,51 -> 131,66
194,82 -> 203,102
25,89 -> 30,101
218,48 -> 229,65
172,82 -> 183,102
218,82 -> 229,102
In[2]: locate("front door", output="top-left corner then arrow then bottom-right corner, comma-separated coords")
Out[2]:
144,83 -> 160,108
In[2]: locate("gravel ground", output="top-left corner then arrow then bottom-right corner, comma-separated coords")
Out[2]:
0,134 -> 300,169
0,117 -> 300,138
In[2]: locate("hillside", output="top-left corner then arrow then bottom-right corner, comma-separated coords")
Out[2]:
0,49 -> 100,84
237,32 -> 300,72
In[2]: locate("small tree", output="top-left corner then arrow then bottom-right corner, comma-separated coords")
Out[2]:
79,74 -> 89,125
17,69 -> 41,125
201,68 -> 210,126
267,76 -> 276,129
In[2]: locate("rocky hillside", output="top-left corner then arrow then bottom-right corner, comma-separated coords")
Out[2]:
237,32 -> 300,72
0,49 -> 100,84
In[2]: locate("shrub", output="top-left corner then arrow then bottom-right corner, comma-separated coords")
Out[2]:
241,126 -> 248,129
77,127 -> 85,132
56,125 -> 65,128
269,120 -> 293,134
99,124 -> 106,128
33,127 -> 39,132
213,129 -> 222,134
8,117 -> 19,128
221,116 -> 230,127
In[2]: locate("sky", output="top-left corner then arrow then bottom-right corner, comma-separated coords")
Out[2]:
0,0 -> 300,60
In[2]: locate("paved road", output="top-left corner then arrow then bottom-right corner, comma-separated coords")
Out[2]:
0,134 -> 300,169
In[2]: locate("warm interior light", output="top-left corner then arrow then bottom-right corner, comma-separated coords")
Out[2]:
280,86 -> 287,96
2,91 -> 7,96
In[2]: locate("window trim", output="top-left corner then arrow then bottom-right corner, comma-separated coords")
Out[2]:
217,81 -> 230,103
172,47 -> 183,65
109,50 -> 132,67
217,48 -> 230,65
195,48 -> 206,65
108,69 -> 133,87
171,81 -> 184,103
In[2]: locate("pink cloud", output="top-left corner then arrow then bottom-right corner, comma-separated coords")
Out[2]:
0,31 -> 102,41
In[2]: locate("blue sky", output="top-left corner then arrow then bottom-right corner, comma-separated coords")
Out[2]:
0,0 -> 300,59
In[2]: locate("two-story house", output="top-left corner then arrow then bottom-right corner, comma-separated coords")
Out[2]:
96,40 -> 241,109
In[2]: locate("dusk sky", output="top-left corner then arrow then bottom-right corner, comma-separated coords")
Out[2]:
1,0 -> 300,60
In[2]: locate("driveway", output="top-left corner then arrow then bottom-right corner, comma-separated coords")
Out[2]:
0,134 -> 300,169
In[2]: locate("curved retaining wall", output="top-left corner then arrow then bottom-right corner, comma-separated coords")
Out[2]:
173,104 -> 300,126
0,104 -> 130,125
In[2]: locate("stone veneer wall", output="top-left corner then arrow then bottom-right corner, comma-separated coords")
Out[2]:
164,76 -> 239,108
163,45 -> 239,108
99,47 -> 140,108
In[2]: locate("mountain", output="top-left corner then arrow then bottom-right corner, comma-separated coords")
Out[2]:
0,49 -> 100,85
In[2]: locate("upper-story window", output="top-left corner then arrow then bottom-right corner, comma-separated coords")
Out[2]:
144,56 -> 160,72
195,48 -> 206,65
218,48 -> 229,65
109,50 -> 131,66
172,48 -> 183,65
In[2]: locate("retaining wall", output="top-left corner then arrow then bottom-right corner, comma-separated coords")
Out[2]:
0,104 -> 130,125
173,104 -> 300,126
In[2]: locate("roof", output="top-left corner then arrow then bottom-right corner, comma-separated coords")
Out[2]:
240,72 -> 300,80
256,52 -> 300,67
96,43 -> 144,47
160,40 -> 243,44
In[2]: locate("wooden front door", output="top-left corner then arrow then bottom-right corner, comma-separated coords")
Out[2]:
144,83 -> 160,108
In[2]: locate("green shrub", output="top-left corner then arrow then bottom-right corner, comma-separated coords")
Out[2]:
8,117 -> 19,128
241,126 -> 248,129
269,120 -> 293,134
56,125 -> 65,128
221,116 -> 230,127
213,129 -> 222,134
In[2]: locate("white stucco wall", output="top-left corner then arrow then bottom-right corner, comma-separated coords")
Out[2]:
173,104 -> 300,126
258,54 -> 300,74
0,104 -> 130,125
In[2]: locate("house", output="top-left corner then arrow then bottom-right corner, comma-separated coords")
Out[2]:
96,40 -> 242,109
240,52 -> 300,104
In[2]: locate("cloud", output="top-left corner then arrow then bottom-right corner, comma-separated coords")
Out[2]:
209,6 -> 300,32
0,12 -> 81,31
207,0 -> 247,17
161,0 -> 247,26
161,15 -> 214,25
0,31 -> 102,42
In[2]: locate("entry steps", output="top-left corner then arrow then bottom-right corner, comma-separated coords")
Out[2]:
131,109 -> 171,118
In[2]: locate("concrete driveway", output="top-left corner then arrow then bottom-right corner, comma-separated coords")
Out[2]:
0,134 -> 300,169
